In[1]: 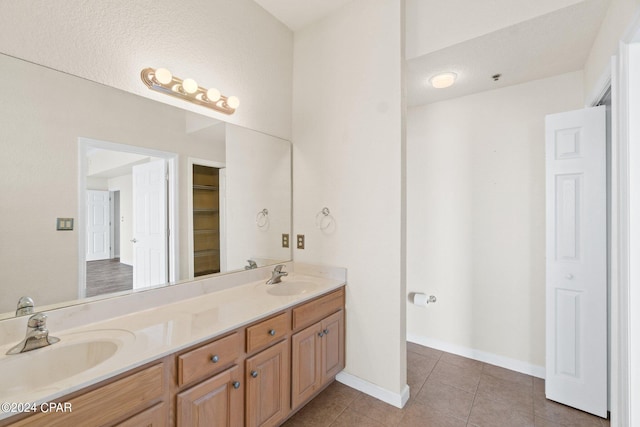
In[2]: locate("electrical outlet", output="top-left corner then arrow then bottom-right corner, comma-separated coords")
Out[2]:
296,234 -> 305,249
282,233 -> 289,248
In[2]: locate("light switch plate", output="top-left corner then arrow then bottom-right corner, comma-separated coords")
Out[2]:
296,234 -> 305,249
282,233 -> 289,248
56,218 -> 74,231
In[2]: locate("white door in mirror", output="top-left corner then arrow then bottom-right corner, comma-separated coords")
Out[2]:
86,190 -> 110,261
132,160 -> 168,289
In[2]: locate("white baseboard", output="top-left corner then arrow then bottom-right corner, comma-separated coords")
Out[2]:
407,333 -> 546,379
335,371 -> 410,409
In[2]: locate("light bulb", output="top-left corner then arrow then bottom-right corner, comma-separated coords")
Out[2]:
429,72 -> 457,89
227,96 -> 240,109
154,68 -> 173,85
206,88 -> 221,102
182,78 -> 198,94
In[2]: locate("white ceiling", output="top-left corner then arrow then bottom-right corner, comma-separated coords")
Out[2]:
405,0 -> 586,60
407,0 -> 610,106
254,0 -> 610,106
253,0 -> 353,31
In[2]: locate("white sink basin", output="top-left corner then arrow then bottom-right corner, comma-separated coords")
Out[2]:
266,280 -> 319,296
0,329 -> 134,397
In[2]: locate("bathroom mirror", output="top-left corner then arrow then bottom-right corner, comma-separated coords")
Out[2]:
0,53 -> 292,318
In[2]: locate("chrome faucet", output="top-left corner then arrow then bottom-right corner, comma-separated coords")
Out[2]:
6,312 -> 60,355
266,264 -> 288,285
245,259 -> 258,270
15,296 -> 34,317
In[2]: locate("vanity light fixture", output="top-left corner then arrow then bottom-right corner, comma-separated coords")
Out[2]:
140,67 -> 240,115
429,72 -> 457,89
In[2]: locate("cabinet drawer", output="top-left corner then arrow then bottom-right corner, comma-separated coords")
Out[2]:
8,364 -> 164,427
246,312 -> 289,354
292,288 -> 344,330
115,402 -> 167,427
178,332 -> 241,386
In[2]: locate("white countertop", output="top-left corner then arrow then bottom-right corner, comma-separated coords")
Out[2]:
0,272 -> 345,420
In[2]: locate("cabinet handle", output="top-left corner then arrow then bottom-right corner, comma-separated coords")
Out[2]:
318,332 -> 324,338
232,381 -> 241,389
268,329 -> 276,336
323,329 -> 330,335
211,355 -> 219,363
251,370 -> 258,378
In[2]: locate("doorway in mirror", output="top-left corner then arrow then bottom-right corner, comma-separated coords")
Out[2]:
192,165 -> 221,277
188,159 -> 227,278
79,138 -> 178,299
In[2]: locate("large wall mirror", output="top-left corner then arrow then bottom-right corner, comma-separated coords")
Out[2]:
0,53 -> 292,318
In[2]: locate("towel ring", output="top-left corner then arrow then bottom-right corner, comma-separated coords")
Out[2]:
256,208 -> 269,228
315,207 -> 334,230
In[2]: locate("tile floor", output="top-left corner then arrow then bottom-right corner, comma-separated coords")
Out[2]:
282,342 -> 610,427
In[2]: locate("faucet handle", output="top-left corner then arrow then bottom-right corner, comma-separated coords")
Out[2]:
27,313 -> 48,329
274,264 -> 285,273
16,296 -> 34,317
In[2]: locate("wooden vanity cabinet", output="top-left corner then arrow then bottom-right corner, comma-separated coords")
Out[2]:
1,360 -> 170,427
291,291 -> 345,410
2,286 -> 346,427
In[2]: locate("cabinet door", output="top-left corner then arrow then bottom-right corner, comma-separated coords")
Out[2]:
291,322 -> 322,409
177,365 -> 243,427
321,310 -> 345,382
245,340 -> 289,427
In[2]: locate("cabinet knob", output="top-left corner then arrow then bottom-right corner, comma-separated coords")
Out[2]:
232,381 -> 241,389
268,329 -> 276,336
323,329 -> 330,335
211,355 -> 219,363
318,332 -> 324,338
251,370 -> 258,378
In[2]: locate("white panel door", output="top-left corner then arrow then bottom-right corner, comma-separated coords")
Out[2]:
132,160 -> 168,289
86,190 -> 110,261
545,106 -> 607,417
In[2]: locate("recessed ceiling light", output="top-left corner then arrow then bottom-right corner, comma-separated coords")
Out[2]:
429,72 -> 457,89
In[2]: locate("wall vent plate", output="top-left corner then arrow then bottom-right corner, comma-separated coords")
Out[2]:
296,234 -> 305,249
282,233 -> 289,248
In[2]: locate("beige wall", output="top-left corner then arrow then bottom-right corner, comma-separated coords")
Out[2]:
0,0 -> 293,140
292,0 -> 407,400
225,125 -> 292,270
406,71 -> 584,372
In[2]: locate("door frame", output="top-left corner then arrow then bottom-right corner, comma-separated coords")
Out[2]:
78,137 -> 179,298
187,158 -> 226,279
589,14 -> 640,426
615,38 -> 640,427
